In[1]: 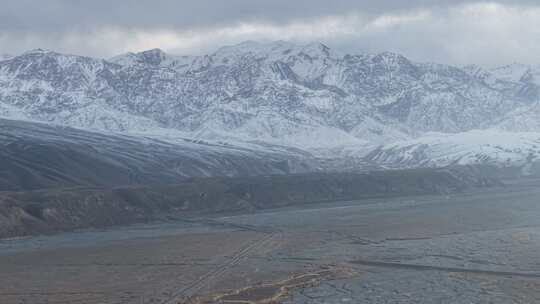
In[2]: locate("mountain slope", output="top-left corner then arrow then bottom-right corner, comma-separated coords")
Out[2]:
363,129 -> 540,173
0,118 -> 317,191
0,167 -> 499,238
2,42 -> 540,175
0,42 -> 537,149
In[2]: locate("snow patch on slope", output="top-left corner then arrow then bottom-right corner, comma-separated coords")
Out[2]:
366,129 -> 540,168
490,63 -> 531,83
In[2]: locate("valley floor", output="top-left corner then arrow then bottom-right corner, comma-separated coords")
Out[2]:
2,179 -> 540,303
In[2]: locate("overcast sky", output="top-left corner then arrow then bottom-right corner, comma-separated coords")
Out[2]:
1,0 -> 540,66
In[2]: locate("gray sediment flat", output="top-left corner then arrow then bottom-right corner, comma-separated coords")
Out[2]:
2,179 -> 540,303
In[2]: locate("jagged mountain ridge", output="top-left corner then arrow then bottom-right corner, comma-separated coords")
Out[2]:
2,41 -> 539,148
4,41 -> 540,174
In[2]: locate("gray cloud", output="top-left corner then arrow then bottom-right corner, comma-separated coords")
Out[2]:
1,1 -> 540,66
0,1 -> 467,30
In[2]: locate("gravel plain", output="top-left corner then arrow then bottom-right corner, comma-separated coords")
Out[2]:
2,179 -> 540,303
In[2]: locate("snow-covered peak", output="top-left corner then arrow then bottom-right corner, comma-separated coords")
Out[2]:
462,64 -> 500,86
490,63 -> 531,83
22,48 -> 55,55
462,64 -> 487,77
214,40 -> 293,56
373,51 -> 407,61
371,51 -> 416,71
518,66 -> 540,86
488,63 -> 540,86
131,48 -> 173,67
13,48 -> 100,65
109,48 -> 192,69
297,42 -> 333,58
211,40 -> 339,63
108,51 -> 138,66
215,40 -> 266,53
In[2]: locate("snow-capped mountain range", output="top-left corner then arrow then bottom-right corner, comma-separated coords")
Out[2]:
2,41 -> 540,171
